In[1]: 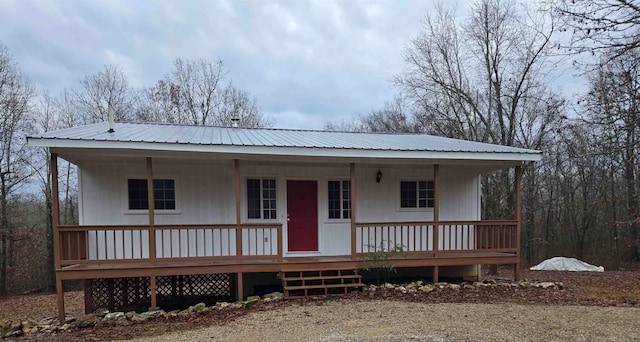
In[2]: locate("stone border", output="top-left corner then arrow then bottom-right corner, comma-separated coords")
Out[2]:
1,292 -> 285,339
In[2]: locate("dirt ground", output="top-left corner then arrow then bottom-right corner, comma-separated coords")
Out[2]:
1,268 -> 639,341
124,300 -> 640,342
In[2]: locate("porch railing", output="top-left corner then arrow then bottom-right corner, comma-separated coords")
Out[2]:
353,220 -> 518,258
57,223 -> 283,266
58,220 -> 517,266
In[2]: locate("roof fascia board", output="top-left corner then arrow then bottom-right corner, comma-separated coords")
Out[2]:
30,138 -> 542,162
53,149 -> 524,170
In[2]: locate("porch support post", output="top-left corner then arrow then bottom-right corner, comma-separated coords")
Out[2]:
350,163 -> 356,260
433,164 -> 440,257
146,157 -> 158,309
150,276 -> 157,310
433,266 -> 439,284
234,160 -> 242,257
237,272 -> 244,301
514,165 -> 522,281
51,153 -> 64,321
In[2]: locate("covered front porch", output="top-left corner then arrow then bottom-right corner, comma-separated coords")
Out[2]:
50,153 -> 523,319
26,122 -> 542,320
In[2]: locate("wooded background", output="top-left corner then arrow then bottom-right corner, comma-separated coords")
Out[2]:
0,0 -> 638,295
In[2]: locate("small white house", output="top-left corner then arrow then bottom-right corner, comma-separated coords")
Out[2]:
28,122 -> 541,318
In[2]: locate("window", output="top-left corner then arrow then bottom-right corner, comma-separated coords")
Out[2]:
328,180 -> 351,219
400,180 -> 434,208
128,179 -> 176,210
247,179 -> 277,219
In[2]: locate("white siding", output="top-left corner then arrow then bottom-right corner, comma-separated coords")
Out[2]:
80,160 -> 235,225
79,161 -> 481,258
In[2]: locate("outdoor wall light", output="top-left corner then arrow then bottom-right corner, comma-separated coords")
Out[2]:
376,170 -> 382,183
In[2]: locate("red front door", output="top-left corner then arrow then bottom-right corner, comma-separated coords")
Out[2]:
286,180 -> 318,252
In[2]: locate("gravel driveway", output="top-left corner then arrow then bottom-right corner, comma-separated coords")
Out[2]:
125,299 -> 640,341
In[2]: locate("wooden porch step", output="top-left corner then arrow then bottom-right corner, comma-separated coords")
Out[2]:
280,268 -> 365,298
284,283 -> 365,291
280,275 -> 361,281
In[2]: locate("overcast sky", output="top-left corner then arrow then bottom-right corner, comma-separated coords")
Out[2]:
0,0 -> 470,129
1,0 -> 579,130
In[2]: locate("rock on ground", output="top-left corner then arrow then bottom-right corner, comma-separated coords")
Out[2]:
123,300 -> 640,342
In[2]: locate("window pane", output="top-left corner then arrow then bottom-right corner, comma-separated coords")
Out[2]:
247,179 -> 261,219
328,181 -> 340,219
400,181 -> 417,208
418,181 -> 427,208
248,178 -> 276,219
154,199 -> 164,210
154,189 -> 164,201
426,181 -> 435,208
342,181 -> 351,219
128,179 -> 147,209
129,178 -> 175,210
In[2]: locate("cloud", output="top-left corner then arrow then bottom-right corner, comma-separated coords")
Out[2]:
0,0 -> 474,129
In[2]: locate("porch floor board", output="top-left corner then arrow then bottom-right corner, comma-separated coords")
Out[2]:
57,252 -> 518,280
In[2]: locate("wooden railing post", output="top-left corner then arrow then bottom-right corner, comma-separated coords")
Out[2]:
277,225 -> 283,259
514,165 -> 522,281
234,160 -> 242,257
350,163 -> 357,259
433,164 -> 440,257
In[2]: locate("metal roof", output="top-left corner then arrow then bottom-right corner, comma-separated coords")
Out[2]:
27,122 -> 542,161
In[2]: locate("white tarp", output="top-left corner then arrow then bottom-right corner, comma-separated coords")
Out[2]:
530,257 -> 604,272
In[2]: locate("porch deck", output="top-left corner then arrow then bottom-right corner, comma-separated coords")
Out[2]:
57,251 -> 518,280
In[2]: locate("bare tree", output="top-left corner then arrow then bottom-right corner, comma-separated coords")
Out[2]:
581,49 -> 640,260
28,90 -> 80,291
324,96 -> 416,133
0,43 -> 35,295
362,96 -> 418,133
169,58 -> 225,125
213,83 -> 273,127
323,117 -> 366,132
138,58 -> 273,127
396,0 -> 558,148
30,91 -> 56,290
554,0 -> 640,59
73,65 -> 135,124
135,80 -> 182,123
393,0 -> 562,266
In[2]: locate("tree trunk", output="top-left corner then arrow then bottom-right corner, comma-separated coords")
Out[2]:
625,155 -> 639,261
0,172 -> 9,295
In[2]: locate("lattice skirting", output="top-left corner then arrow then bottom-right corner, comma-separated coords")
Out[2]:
84,273 -> 236,313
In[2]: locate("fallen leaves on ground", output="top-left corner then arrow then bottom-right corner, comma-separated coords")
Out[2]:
2,269 -> 639,341
0,291 -> 84,323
